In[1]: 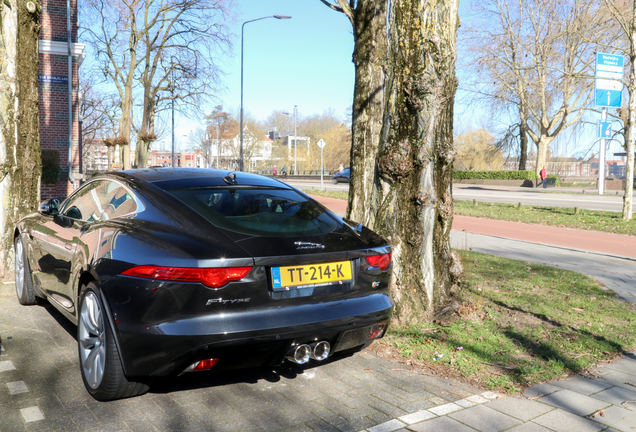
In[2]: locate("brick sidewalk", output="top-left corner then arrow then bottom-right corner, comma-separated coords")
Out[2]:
4,276 -> 636,431
0,282 -> 488,431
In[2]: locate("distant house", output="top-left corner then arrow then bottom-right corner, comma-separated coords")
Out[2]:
203,127 -> 273,170
504,157 -> 593,177
151,128 -> 272,171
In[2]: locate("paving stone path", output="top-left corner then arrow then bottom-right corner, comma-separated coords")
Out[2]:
4,275 -> 636,431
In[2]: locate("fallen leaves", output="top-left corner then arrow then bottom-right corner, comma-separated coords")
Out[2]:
589,408 -> 605,418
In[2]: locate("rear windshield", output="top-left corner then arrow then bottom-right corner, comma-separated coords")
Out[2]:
167,187 -> 338,237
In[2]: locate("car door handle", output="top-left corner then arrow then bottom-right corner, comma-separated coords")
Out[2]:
65,243 -> 73,250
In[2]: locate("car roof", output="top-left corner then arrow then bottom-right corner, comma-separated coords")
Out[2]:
108,168 -> 289,190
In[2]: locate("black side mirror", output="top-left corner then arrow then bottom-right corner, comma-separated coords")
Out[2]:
40,198 -> 60,215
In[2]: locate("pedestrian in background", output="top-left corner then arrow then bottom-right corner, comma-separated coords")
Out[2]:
282,165 -> 288,178
272,165 -> 277,177
537,165 -> 547,188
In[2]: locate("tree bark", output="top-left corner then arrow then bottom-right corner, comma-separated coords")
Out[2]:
345,1 -> 388,228
0,0 -> 41,277
518,106 -> 528,171
534,136 -> 554,180
623,2 -> 635,221
136,85 -> 156,169
371,0 -> 461,323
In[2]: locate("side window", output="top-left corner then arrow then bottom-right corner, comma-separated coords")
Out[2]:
100,182 -> 138,220
61,181 -> 104,222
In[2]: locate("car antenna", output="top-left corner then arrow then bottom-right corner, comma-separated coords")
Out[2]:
223,173 -> 237,185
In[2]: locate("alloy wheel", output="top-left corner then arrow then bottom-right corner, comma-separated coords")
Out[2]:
79,291 -> 106,389
14,239 -> 24,299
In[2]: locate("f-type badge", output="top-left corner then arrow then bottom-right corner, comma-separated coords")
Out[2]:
206,298 -> 250,305
294,241 -> 325,250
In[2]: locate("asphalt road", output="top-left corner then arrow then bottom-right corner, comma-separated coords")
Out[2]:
282,179 -> 350,193
285,179 -> 633,214
453,184 -> 633,213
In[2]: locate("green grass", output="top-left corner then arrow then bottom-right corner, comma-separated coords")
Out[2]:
455,200 -> 636,236
378,252 -> 636,393
305,189 -> 349,200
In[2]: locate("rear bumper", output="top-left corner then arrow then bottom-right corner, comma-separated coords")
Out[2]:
101,276 -> 393,376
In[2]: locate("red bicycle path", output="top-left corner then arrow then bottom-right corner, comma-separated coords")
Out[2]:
309,194 -> 636,259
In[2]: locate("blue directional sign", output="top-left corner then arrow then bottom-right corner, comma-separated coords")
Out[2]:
598,121 -> 612,139
595,53 -> 624,108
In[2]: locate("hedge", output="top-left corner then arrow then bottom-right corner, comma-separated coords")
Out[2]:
42,149 -> 61,185
453,170 -> 536,180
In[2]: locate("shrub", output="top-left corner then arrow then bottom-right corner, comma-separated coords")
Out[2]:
41,149 -> 61,185
453,170 -> 536,180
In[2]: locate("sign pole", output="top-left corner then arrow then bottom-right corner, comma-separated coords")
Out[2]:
316,138 -> 326,190
320,143 -> 324,190
599,107 -> 607,195
594,53 -> 623,195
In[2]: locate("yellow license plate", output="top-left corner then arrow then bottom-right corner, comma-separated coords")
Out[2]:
271,261 -> 353,289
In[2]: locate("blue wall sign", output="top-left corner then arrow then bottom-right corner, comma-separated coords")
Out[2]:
38,74 -> 68,84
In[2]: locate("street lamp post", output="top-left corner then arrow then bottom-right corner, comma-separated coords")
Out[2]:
293,105 -> 297,175
216,124 -> 220,169
240,14 -> 291,172
170,57 -> 176,168
171,88 -> 175,168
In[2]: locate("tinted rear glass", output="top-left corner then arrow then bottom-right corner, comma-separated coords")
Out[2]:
167,187 -> 338,237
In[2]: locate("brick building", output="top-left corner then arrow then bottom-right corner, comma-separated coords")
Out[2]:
39,0 -> 85,199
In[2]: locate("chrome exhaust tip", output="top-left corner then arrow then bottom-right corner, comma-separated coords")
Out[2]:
286,344 -> 311,364
310,341 -> 330,361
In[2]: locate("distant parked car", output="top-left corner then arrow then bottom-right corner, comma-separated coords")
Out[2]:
14,168 -> 392,401
333,167 -> 350,184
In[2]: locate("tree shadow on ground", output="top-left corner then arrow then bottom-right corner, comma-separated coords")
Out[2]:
150,351 -> 356,395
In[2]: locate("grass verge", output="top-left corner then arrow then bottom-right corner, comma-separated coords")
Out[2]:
305,189 -> 349,201
455,200 -> 636,236
375,251 -> 636,393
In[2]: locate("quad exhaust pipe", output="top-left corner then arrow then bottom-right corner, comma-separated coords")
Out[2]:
286,341 -> 330,364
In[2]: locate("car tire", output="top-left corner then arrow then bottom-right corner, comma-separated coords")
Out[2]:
333,178 -> 338,184
14,235 -> 36,305
78,282 -> 150,401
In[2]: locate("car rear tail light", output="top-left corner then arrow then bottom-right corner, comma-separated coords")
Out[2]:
180,358 -> 219,374
121,266 -> 252,288
368,324 -> 386,340
192,358 -> 219,371
366,253 -> 391,271
335,322 -> 388,353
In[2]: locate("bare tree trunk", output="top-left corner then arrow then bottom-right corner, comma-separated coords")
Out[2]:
136,87 -> 156,169
534,136 -> 554,180
0,0 -> 41,277
371,0 -> 460,323
623,3 -> 636,220
107,146 -> 114,171
327,1 -> 387,228
345,0 -> 388,226
518,106 -> 528,170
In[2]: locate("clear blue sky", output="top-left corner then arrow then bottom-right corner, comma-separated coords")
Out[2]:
168,0 -> 357,149
184,1 -> 474,141
217,1 -> 356,122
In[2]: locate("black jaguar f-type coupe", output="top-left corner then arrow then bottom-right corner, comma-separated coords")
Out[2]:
14,169 -> 393,400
